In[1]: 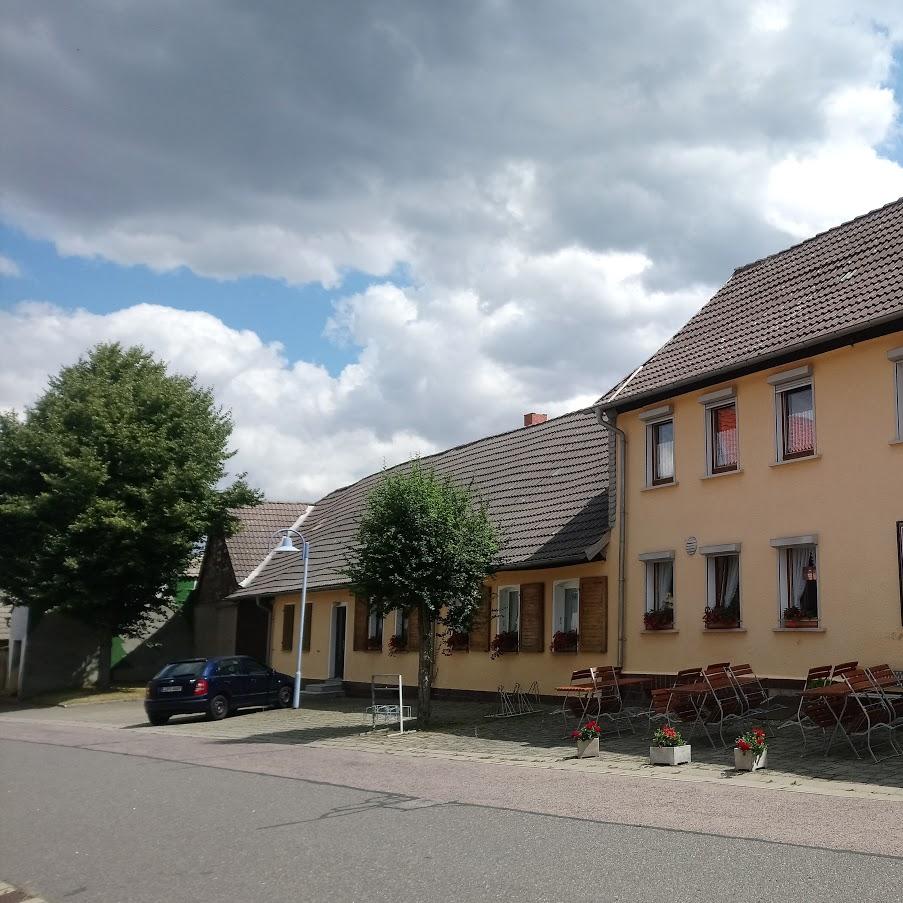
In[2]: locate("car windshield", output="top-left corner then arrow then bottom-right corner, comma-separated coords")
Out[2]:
155,660 -> 207,679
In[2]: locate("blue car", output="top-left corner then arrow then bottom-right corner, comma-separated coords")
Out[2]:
144,656 -> 294,725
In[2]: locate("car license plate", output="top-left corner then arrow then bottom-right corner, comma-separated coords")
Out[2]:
160,686 -> 181,693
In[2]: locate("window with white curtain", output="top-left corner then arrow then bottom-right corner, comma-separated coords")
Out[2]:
706,401 -> 739,473
647,418 -> 675,485
367,608 -> 383,643
775,382 -> 816,461
645,560 -> 674,613
497,586 -> 520,634
706,553 -> 741,625
553,580 -> 580,633
779,544 -> 819,623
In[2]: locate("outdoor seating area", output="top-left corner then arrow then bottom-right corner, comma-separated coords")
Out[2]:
555,660 -> 903,764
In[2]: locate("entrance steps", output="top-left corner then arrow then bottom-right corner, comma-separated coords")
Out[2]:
301,678 -> 345,699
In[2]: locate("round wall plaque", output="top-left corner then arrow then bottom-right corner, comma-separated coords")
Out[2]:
685,536 -> 698,556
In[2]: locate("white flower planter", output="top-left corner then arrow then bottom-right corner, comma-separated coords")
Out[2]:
734,748 -> 768,771
575,736 -> 600,758
649,744 -> 691,765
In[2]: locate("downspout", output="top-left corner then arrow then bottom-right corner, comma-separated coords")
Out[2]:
593,404 -> 627,671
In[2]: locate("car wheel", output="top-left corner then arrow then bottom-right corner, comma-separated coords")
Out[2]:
148,713 -> 170,726
276,685 -> 292,708
207,695 -> 229,721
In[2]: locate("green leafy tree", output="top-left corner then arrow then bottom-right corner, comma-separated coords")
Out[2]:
0,343 -> 261,687
347,461 -> 500,726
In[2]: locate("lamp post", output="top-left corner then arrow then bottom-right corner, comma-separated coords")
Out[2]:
272,528 -> 310,709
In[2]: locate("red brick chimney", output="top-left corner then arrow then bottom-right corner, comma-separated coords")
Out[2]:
523,412 -> 548,428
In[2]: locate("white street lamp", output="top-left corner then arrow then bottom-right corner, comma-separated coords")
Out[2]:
272,528 -> 310,709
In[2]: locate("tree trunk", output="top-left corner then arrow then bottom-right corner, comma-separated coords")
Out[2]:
96,624 -> 113,690
417,608 -> 435,728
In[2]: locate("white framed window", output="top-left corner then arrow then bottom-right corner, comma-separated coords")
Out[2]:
702,547 -> 741,628
552,579 -> 580,633
640,551 -> 675,630
890,348 -> 903,439
367,608 -> 383,644
771,535 -> 820,626
769,367 -> 815,462
395,609 -> 409,643
641,406 -> 675,486
497,586 -> 520,635
703,396 -> 739,474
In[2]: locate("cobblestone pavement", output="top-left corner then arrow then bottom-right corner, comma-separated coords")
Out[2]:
50,695 -> 901,801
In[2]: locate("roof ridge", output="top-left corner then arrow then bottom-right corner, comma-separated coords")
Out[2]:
732,195 -> 903,276
310,407 -> 597,503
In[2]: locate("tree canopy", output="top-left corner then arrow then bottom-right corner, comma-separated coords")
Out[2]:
347,460 -> 500,725
0,343 -> 260,684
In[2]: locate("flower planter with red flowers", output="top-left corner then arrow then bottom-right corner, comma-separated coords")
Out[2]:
572,720 -> 601,758
550,630 -> 579,653
387,634 -> 407,656
644,609 -> 674,631
442,631 -> 470,654
489,630 -> 519,660
782,607 -> 818,629
702,605 -> 740,630
734,727 -> 768,771
649,725 -> 691,765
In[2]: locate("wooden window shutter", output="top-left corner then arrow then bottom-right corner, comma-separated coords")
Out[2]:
302,603 -> 312,652
353,595 -> 369,652
468,585 -> 492,652
579,576 -> 608,653
519,582 -> 545,652
407,605 -> 421,651
281,604 -> 295,652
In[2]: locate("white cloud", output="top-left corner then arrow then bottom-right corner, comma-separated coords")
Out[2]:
0,255 -> 22,277
1,2 -> 903,499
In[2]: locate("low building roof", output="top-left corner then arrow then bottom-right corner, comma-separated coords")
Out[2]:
600,197 -> 903,411
231,408 -> 609,598
225,501 -> 312,583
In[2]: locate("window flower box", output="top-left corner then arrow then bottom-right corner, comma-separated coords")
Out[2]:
489,630 -> 519,660
387,634 -> 407,655
702,605 -> 740,630
550,630 -> 579,653
782,606 -> 818,629
443,631 -> 470,653
644,609 -> 674,631
365,636 -> 383,651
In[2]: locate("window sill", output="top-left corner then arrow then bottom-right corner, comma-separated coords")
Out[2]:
769,454 -> 821,468
890,438 -> 903,446
700,468 -> 743,481
701,627 -> 747,633
641,480 -> 679,492
641,629 -> 679,635
773,627 -> 826,633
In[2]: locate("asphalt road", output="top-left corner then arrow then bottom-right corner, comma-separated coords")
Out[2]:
1,737 -> 901,903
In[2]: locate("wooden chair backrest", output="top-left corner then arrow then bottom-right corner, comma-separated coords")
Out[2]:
832,661 -> 858,679
594,665 -> 617,684
705,662 -> 730,672
675,667 -> 702,685
570,668 -> 596,684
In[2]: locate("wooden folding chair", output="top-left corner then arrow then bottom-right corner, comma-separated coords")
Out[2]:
558,667 -> 597,732
584,665 -> 635,736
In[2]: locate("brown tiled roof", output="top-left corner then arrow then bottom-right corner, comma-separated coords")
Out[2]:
225,501 -> 312,582
600,197 -> 903,409
231,409 -> 609,598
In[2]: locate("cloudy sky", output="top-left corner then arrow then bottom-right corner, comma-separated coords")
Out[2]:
2,1 -> 903,501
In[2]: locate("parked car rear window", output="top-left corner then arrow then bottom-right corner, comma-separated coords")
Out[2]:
156,660 -> 207,679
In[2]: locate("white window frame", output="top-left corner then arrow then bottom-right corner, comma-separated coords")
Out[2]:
639,551 -> 675,614
552,579 -> 580,634
700,387 -> 739,475
770,534 -> 820,626
769,367 -> 816,463
890,349 -> 903,440
702,547 -> 742,626
641,405 -> 675,486
497,585 -> 520,635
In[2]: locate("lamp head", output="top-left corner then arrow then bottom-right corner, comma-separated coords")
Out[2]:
274,534 -> 299,554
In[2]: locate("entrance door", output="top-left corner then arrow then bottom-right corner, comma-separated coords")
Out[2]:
332,607 -> 346,679
235,600 -> 269,663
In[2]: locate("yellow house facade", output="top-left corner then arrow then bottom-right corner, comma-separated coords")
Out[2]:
598,198 -> 903,682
